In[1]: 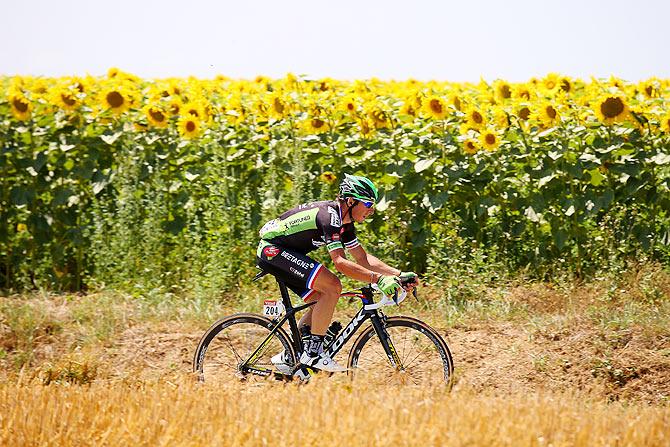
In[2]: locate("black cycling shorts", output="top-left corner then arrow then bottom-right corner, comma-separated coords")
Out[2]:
256,240 -> 324,301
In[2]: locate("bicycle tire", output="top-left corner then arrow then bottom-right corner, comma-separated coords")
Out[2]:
193,313 -> 297,383
347,316 -> 454,387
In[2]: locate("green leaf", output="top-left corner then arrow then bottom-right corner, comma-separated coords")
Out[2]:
524,206 -> 540,223
414,158 -> 437,173
650,153 -> 670,165
553,228 -> 568,250
538,174 -> 555,188
587,168 -> 605,186
10,186 -> 33,206
100,132 -> 122,145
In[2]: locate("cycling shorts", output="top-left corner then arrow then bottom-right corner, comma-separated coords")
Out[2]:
256,240 -> 324,301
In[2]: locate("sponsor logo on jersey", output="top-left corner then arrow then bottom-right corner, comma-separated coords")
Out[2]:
331,233 -> 340,241
289,267 -> 306,278
328,206 -> 341,227
263,245 -> 280,260
312,239 -> 326,247
280,251 -> 315,269
287,214 -> 311,228
259,219 -> 280,237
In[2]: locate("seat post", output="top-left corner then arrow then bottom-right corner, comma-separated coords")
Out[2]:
277,279 -> 303,353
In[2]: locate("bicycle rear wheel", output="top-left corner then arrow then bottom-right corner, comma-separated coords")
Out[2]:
193,313 -> 296,383
347,316 -> 454,387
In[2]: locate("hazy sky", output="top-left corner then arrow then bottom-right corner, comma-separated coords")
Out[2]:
2,0 -> 668,82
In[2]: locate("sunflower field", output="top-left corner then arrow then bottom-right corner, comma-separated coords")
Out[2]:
1,69 -> 669,292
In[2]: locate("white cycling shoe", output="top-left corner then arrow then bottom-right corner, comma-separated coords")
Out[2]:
270,351 -> 293,375
299,351 -> 347,372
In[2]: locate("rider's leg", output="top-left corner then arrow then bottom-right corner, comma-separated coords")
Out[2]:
304,268 -> 341,336
298,307 -> 312,329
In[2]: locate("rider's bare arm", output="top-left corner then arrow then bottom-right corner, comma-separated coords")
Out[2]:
329,248 -> 386,283
347,245 -> 400,276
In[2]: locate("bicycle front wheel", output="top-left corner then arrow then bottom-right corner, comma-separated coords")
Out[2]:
347,316 -> 454,387
193,313 -> 296,383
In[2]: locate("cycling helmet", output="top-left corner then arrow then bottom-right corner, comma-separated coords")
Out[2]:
338,174 -> 379,204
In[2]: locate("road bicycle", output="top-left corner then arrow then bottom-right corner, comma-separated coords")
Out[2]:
193,268 -> 454,386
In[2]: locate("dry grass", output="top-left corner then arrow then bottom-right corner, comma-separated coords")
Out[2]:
1,377 -> 668,447
1,268 -> 669,445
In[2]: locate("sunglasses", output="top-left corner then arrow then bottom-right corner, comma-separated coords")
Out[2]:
360,200 -> 374,208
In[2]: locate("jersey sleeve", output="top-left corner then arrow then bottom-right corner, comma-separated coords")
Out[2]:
318,205 -> 345,252
340,223 -> 359,251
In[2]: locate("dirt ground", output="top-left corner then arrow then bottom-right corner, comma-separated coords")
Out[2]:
2,281 -> 669,405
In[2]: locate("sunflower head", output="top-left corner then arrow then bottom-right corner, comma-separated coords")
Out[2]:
479,129 -> 501,152
49,85 -> 80,112
339,95 -> 359,117
493,80 -> 512,102
320,171 -> 337,183
659,111 -> 670,133
534,101 -> 560,127
422,96 -> 448,120
145,105 -> 169,128
99,83 -> 135,115
9,92 -> 33,121
462,138 -> 479,155
177,115 -> 202,139
593,95 -> 629,125
303,117 -> 330,134
464,107 -> 486,130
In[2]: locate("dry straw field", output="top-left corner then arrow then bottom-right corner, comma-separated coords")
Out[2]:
2,378 -> 669,446
1,268 -> 670,446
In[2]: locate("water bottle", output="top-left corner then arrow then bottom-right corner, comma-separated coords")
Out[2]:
323,321 -> 343,346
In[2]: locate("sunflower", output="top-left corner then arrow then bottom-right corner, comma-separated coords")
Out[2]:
464,107 -> 486,130
559,76 -> 573,94
339,95 -> 359,117
366,104 -> 390,129
177,115 -> 202,139
422,96 -> 448,120
512,84 -> 534,101
267,92 -> 288,120
182,101 -> 208,121
659,111 -> 670,133
593,95 -> 629,125
145,105 -> 169,128
539,73 -> 561,96
49,85 -> 80,112
99,85 -> 132,114
357,117 -> 374,137
9,92 -> 32,121
639,78 -> 660,99
303,117 -> 330,134
320,171 -> 337,183
515,104 -> 532,122
448,93 -> 463,111
462,138 -> 480,155
492,107 -> 510,129
400,99 -> 418,117
534,101 -> 560,127
479,128 -> 501,152
493,80 -> 513,102
107,67 -> 121,78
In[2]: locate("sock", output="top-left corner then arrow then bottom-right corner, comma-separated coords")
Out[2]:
303,334 -> 324,357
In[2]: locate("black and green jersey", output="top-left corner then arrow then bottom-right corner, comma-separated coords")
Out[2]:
259,201 -> 359,254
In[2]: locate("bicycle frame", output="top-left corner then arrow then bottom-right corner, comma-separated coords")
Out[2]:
240,278 -> 404,379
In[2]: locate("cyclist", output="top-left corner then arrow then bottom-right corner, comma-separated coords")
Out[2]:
256,174 -> 418,372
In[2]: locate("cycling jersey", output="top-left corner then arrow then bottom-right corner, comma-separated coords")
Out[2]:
258,201 -> 360,254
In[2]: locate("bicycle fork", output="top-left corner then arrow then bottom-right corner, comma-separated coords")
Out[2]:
369,313 -> 404,370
